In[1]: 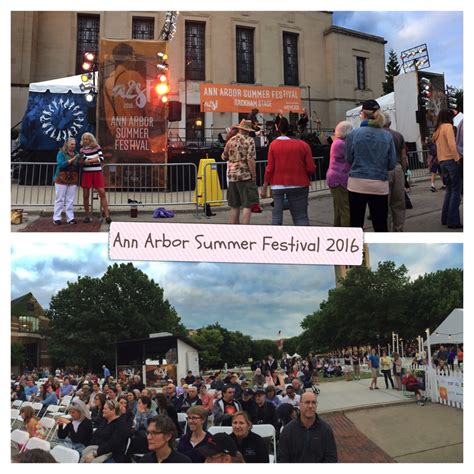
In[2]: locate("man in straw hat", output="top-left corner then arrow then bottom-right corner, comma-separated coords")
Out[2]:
222,119 -> 260,224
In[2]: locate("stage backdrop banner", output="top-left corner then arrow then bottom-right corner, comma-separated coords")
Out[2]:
200,83 -> 302,113
98,39 -> 168,186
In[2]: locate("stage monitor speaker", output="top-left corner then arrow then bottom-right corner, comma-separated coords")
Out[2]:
168,101 -> 182,122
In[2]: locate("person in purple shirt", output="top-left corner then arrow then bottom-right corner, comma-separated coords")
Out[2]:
326,121 -> 354,227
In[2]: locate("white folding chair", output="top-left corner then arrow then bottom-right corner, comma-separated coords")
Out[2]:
21,401 -> 33,409
208,426 -> 233,435
11,409 -> 20,428
252,424 -> 277,462
50,445 -> 80,463
23,436 -> 51,452
11,429 -> 29,448
43,404 -> 61,418
59,395 -> 73,412
32,402 -> 44,415
38,416 -> 56,441
11,399 -> 23,409
177,412 -> 188,434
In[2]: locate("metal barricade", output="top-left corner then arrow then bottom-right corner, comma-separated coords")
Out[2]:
102,162 -> 199,217
407,150 -> 430,180
11,162 -> 84,208
202,157 -> 329,210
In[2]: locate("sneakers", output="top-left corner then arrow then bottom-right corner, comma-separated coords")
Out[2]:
67,219 -> 77,225
430,185 -> 437,192
53,220 -> 61,225
441,185 -> 447,190
417,400 -> 425,406
84,216 -> 91,223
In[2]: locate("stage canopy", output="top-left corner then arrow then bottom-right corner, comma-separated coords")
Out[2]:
345,92 -> 396,130
424,308 -> 463,346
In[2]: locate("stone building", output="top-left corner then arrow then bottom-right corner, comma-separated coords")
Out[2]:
11,292 -> 51,369
11,11 -> 385,136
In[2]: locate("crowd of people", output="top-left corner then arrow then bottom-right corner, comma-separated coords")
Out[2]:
221,102 -> 463,231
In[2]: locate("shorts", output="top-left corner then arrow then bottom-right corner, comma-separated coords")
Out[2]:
343,365 -> 352,374
371,368 -> 379,378
227,180 -> 259,209
430,163 -> 440,174
81,171 -> 105,189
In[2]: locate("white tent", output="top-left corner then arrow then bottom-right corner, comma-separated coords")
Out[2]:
424,308 -> 463,346
345,92 -> 396,130
454,112 -> 464,128
29,72 -> 98,94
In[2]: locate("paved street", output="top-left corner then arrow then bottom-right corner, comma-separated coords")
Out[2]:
12,178 -> 463,233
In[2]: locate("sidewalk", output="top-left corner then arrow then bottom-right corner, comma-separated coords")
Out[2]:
12,178 -> 463,232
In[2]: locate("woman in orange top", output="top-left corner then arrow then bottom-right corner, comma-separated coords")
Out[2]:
433,109 -> 462,229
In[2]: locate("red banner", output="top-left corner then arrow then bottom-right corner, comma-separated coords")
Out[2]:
200,83 -> 302,113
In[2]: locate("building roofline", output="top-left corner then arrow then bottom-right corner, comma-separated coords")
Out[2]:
324,25 -> 386,44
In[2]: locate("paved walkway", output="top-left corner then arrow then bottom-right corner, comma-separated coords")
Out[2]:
12,178 -> 463,232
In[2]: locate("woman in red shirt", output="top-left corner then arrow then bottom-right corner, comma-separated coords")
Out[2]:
261,117 -> 316,225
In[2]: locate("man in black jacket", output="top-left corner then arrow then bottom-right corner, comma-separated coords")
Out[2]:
278,391 -> 337,462
254,389 -> 278,430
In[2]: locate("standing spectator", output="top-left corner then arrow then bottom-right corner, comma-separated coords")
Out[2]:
380,350 -> 394,389
345,99 -> 396,231
184,371 -> 196,385
368,348 -> 380,390
426,136 -> 442,191
278,391 -> 337,462
261,117 -> 316,226
221,119 -> 259,224
437,345 -> 449,374
457,346 -> 463,371
212,385 -> 241,426
392,352 -> 403,391
383,113 -> 408,231
52,138 -> 79,225
447,347 -> 456,372
326,121 -> 353,226
265,354 -> 278,373
433,109 -> 462,229
352,350 -> 361,381
343,351 -> 353,381
79,132 -> 112,224
102,365 -> 110,380
456,117 -> 463,192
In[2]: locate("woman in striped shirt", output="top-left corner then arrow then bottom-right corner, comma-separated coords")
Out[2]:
79,132 -> 111,223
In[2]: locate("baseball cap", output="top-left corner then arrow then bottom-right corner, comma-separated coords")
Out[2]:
197,433 -> 238,458
243,388 -> 254,396
361,99 -> 380,112
255,388 -> 266,395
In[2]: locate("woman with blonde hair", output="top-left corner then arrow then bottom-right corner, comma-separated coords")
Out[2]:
345,100 -> 396,231
79,132 -> 111,224
326,121 -> 354,226
52,137 -> 79,225
230,411 -> 268,463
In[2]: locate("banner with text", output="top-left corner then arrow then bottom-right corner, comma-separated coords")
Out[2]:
98,39 -> 167,187
200,83 -> 302,114
109,223 -> 363,266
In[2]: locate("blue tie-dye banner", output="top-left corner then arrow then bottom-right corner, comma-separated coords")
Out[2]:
20,91 -> 96,150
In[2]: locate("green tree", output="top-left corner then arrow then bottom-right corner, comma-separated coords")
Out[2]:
191,328 -> 225,369
250,339 -> 281,363
383,49 -> 401,94
44,263 -> 185,370
455,88 -> 463,113
11,342 -> 25,373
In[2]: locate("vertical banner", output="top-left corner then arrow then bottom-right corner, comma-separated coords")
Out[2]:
98,39 -> 168,187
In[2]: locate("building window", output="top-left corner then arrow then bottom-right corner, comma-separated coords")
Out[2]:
132,17 -> 154,40
236,27 -> 255,84
18,315 -> 39,333
356,57 -> 366,90
76,14 -> 100,74
185,22 -> 205,81
283,32 -> 299,86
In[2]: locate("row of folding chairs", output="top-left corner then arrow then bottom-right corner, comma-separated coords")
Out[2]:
11,430 -> 80,462
208,424 -> 277,463
11,395 -> 73,414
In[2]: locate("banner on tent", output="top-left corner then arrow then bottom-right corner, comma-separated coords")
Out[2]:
20,92 -> 96,150
436,374 -> 463,406
98,39 -> 168,187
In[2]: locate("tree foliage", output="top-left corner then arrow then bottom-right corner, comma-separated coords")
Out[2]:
383,49 -> 401,94
11,342 -> 25,371
298,263 -> 462,353
43,263 -> 185,370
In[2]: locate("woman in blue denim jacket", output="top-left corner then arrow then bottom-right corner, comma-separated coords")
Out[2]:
345,100 -> 396,231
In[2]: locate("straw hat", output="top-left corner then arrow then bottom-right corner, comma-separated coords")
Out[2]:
232,119 -> 254,132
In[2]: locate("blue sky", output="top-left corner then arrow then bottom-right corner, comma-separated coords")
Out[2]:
333,11 -> 463,88
11,243 -> 463,340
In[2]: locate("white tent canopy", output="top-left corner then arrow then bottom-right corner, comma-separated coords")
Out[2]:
29,72 -> 98,94
345,92 -> 396,130
424,308 -> 463,346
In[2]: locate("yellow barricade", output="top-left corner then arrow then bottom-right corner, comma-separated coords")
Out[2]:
195,158 -> 223,206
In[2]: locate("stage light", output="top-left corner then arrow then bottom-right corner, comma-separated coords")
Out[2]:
85,92 -> 95,103
159,74 -> 167,83
155,82 -> 170,95
81,73 -> 92,82
82,62 -> 92,71
84,52 -> 95,62
195,118 -> 203,127
161,96 -> 169,103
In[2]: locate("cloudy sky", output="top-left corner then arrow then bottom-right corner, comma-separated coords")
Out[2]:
11,242 -> 463,340
332,11 -> 463,88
